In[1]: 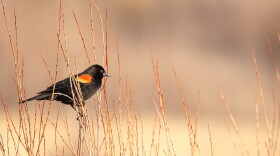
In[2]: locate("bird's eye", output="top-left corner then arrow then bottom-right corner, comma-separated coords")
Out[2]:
100,70 -> 104,73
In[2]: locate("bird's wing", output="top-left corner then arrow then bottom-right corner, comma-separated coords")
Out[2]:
76,74 -> 92,84
37,74 -> 92,95
37,77 -> 71,94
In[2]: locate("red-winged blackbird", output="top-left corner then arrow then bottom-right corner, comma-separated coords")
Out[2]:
19,64 -> 110,109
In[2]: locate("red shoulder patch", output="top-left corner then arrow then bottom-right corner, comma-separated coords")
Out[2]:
77,74 -> 92,83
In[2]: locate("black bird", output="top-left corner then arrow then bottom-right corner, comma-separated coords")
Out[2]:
19,64 -> 110,109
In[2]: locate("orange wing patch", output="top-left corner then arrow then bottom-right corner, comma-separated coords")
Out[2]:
77,74 -> 92,83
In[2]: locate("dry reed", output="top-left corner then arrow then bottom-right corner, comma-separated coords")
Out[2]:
0,0 -> 280,156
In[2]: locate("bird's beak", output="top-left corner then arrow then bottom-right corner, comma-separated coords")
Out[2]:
103,73 -> 111,77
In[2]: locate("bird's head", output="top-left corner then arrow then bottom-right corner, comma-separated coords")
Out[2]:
86,64 -> 110,79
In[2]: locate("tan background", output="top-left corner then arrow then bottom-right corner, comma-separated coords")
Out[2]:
1,0 -> 280,155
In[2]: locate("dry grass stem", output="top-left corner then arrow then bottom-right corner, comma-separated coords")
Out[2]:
1,1 -> 280,156
251,49 -> 271,136
73,11 -> 91,65
219,91 -> 249,155
151,53 -> 176,156
255,100 -> 260,156
172,65 -> 199,155
208,124 -> 214,156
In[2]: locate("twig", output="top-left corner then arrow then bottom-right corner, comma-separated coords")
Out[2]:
73,11 -> 91,65
251,49 -> 271,134
255,100 -> 260,156
219,91 -> 249,155
208,124 -> 214,156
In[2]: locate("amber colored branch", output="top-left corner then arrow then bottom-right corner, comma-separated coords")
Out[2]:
250,49 -> 271,144
208,124 -> 214,156
73,11 -> 91,65
172,65 -> 199,155
89,0 -> 97,62
255,100 -> 260,156
219,91 -> 249,155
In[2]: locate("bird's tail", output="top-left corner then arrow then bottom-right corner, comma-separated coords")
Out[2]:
19,96 -> 38,104
19,94 -> 50,104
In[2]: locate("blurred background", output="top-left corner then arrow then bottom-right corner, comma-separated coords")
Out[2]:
1,0 -> 280,155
